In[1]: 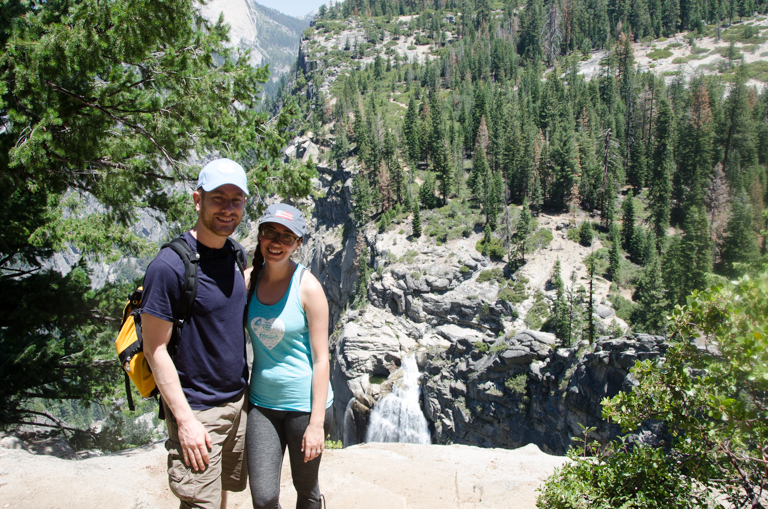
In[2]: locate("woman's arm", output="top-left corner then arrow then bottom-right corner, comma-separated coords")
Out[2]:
299,270 -> 330,463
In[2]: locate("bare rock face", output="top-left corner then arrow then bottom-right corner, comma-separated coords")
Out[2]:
289,161 -> 360,329
422,333 -> 667,454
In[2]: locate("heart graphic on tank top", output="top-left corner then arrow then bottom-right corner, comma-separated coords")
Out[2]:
250,317 -> 285,350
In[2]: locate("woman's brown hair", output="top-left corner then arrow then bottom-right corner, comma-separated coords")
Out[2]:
246,240 -> 264,306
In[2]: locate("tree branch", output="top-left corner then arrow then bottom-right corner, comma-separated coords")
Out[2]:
44,81 -> 183,180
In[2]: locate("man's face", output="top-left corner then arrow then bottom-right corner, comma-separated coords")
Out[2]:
193,184 -> 246,238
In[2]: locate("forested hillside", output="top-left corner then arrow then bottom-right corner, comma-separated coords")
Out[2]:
288,0 -> 768,340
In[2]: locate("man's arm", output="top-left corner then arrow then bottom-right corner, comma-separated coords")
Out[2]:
142,313 -> 212,471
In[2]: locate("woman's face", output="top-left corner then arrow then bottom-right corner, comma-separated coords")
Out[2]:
259,222 -> 302,264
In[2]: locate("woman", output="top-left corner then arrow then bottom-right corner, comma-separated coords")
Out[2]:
245,203 -> 333,509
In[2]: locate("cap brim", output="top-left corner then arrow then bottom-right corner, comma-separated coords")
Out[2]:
259,218 -> 303,238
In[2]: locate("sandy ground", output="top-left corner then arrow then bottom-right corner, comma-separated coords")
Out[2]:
0,441 -> 567,509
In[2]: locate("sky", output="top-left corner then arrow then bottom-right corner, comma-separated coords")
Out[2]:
256,0 -> 328,17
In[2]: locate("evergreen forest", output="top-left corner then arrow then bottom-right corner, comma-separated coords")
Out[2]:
294,0 -> 768,339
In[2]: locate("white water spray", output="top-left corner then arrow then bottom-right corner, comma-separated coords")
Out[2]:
365,356 -> 431,444
342,398 -> 357,447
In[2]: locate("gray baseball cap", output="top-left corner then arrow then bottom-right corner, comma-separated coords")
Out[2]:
258,203 -> 306,238
197,158 -> 249,195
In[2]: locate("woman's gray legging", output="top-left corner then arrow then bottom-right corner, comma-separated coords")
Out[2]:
246,404 -> 333,509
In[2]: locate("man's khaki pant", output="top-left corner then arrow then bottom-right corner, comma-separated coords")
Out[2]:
164,393 -> 248,509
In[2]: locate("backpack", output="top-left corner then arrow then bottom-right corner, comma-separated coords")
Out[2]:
114,236 -> 246,412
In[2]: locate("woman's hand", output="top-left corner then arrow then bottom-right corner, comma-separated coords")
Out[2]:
301,421 -> 325,463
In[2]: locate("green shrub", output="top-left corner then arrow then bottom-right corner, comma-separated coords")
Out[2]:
566,228 -> 581,243
526,291 -> 550,330
460,265 -> 471,273
477,267 -> 505,283
490,342 -> 508,354
474,341 -> 489,353
325,437 -> 343,449
476,238 -> 506,260
606,293 -> 637,323
579,221 -> 594,246
505,373 -> 528,394
527,228 -> 553,251
537,440 -> 703,508
647,49 -> 673,59
498,280 -> 527,304
584,249 -> 609,276
541,274 -> 768,508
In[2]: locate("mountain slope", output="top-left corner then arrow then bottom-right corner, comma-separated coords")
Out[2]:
200,0 -> 309,76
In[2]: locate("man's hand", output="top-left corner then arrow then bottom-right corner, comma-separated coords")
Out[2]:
177,415 -> 212,471
301,422 -> 325,463
142,313 -> 211,471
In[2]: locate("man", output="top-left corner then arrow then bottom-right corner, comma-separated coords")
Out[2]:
142,158 -> 250,509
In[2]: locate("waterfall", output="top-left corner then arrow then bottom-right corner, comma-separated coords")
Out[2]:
365,356 -> 431,444
342,398 -> 357,447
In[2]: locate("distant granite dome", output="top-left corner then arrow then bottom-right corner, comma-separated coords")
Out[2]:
199,0 -> 309,75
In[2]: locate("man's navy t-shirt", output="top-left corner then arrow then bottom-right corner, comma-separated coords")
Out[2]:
141,232 -> 248,410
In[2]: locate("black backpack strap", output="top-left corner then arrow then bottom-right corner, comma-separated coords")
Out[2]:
160,237 -> 200,357
225,237 -> 247,277
124,372 -> 135,412
161,238 -> 200,325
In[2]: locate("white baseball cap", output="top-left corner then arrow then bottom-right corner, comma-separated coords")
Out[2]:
197,158 -> 249,195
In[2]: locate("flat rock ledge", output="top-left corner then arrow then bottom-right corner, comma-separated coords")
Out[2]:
0,441 -> 567,509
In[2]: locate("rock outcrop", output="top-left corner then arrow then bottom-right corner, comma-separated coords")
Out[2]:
423,333 -> 667,454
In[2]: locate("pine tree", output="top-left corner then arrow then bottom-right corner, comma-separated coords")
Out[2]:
383,129 -> 404,203
649,98 -> 674,239
587,256 -> 596,344
403,96 -> 420,163
622,189 -> 636,249
419,172 -> 439,209
550,258 -> 570,345
354,232 -> 372,307
609,223 -> 622,282
550,117 -> 580,210
471,144 -> 490,204
331,126 -> 350,170
632,231 -> 668,334
567,270 -> 586,345
513,198 -> 534,265
675,84 -> 714,219
720,189 -> 760,277
352,172 -> 373,224
430,95 -> 453,204
484,169 -> 503,230
722,68 -> 758,189
412,205 -> 422,238
663,206 -> 712,306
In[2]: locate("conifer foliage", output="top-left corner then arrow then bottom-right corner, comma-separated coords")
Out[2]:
0,0 -> 313,425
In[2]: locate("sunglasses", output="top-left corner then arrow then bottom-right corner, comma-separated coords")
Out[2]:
259,226 -> 300,246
